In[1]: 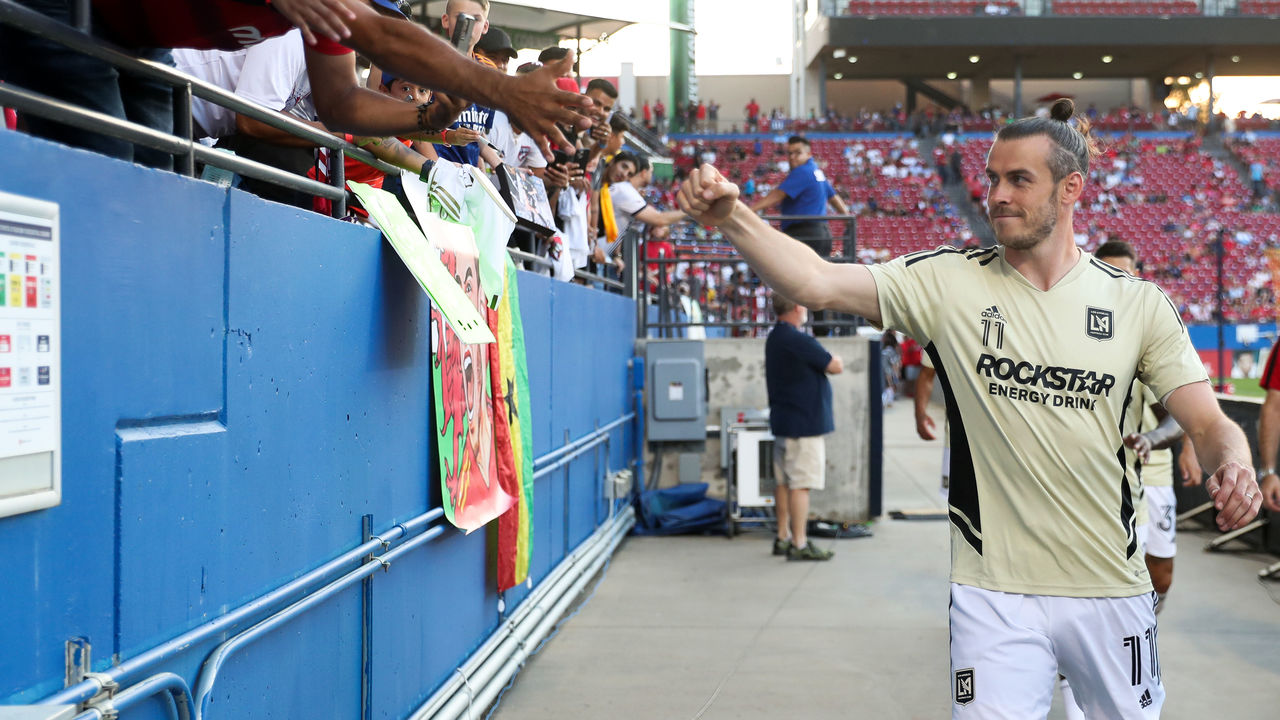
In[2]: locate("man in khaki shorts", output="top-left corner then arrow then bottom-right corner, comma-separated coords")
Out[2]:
765,293 -> 843,560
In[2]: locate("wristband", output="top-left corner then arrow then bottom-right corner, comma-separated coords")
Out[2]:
1260,467 -> 1276,480
416,102 -> 442,133
441,128 -> 450,147
418,159 -> 435,183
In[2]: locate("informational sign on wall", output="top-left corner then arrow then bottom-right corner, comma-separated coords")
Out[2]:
0,192 -> 60,519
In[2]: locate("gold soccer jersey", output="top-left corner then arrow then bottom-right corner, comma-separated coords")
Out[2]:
868,246 -> 1207,597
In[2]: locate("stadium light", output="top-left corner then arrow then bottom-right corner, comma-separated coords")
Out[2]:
1164,76 -> 1174,85
969,55 -> 981,64
1232,55 -> 1241,63
834,72 -> 844,80
1072,72 -> 1084,80
1194,72 -> 1204,79
1177,76 -> 1191,85
833,49 -> 847,59
1101,55 -> 1113,64
848,56 -> 858,63
946,72 -> 958,80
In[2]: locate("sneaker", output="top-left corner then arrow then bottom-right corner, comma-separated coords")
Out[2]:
772,538 -> 792,556
787,542 -> 834,561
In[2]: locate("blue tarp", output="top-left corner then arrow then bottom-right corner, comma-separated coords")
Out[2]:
632,483 -> 726,536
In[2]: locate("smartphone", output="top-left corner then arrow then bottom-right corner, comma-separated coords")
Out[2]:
451,13 -> 476,53
572,148 -> 592,167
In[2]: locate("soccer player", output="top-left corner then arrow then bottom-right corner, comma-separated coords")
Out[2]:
676,99 -> 1262,718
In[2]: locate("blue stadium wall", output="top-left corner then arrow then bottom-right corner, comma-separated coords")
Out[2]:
0,131 -> 638,718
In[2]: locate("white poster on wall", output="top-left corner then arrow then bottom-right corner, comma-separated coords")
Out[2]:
0,192 -> 60,518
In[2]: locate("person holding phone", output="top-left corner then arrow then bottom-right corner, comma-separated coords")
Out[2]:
420,0 -> 502,170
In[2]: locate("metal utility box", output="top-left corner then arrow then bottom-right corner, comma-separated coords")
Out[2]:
645,340 -> 706,442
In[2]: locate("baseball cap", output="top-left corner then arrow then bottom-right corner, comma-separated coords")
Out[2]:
475,27 -> 518,60
369,0 -> 409,19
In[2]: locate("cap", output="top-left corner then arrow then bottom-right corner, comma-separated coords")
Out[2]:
369,0 -> 409,19
555,77 -> 581,94
475,26 -> 518,60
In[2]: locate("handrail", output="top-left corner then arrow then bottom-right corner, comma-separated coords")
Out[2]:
531,413 -> 635,472
0,83 -> 346,202
40,508 -> 444,707
507,248 -> 553,268
39,410 -> 636,710
193,524 -> 449,719
0,0 -> 398,174
70,672 -> 193,720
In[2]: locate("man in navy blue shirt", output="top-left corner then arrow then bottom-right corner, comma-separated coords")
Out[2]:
750,135 -> 849,259
765,293 -> 843,560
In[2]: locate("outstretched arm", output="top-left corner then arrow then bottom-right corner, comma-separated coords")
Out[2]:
1163,380 -> 1261,530
676,164 -> 881,323
749,188 -> 786,213
329,0 -> 591,156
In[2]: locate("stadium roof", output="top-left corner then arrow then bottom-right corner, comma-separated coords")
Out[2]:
819,16 -> 1280,80
413,1 -> 670,41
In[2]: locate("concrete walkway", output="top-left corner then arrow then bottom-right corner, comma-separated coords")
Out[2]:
492,399 -> 1280,719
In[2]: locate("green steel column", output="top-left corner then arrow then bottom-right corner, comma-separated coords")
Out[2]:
670,0 -> 696,129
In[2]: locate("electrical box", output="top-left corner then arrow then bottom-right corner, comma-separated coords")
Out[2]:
645,340 -> 706,442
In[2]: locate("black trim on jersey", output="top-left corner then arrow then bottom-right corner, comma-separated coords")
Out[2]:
904,246 -> 963,267
1261,339 -> 1280,389
978,252 -> 999,266
926,342 -> 983,555
1089,258 -> 1128,279
1117,376 -> 1139,559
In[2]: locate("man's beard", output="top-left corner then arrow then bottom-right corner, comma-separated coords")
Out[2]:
991,199 -> 1058,251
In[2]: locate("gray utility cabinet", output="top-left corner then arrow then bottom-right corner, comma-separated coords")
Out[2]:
645,340 -> 706,443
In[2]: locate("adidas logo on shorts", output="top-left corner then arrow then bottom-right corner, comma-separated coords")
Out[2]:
1139,688 -> 1153,709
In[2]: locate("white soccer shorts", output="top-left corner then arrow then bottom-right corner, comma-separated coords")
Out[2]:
950,584 -> 1163,719
1144,486 -> 1177,559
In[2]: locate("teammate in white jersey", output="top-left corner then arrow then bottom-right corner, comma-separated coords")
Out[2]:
1094,241 -> 1191,613
675,99 -> 1263,719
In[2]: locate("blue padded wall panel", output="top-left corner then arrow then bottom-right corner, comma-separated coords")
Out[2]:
0,135 -> 226,700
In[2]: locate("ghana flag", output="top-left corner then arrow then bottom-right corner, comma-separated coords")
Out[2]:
492,256 -> 534,590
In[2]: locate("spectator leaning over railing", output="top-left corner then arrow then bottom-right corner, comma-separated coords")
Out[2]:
420,0 -> 501,170
310,71 -> 486,216
0,0 -> 591,167
595,153 -> 687,273
173,26 -> 474,208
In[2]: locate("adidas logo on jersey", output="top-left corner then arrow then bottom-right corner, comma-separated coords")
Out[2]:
980,305 -> 1005,321
1139,689 -> 1153,708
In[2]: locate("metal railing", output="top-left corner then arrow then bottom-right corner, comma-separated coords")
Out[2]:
640,213 -> 864,338
37,413 -> 638,718
0,0 -> 399,217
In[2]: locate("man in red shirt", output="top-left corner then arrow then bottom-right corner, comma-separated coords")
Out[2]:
1252,341 -> 1280,512
1,0 -> 589,167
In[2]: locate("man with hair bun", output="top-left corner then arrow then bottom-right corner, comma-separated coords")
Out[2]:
675,98 -> 1262,718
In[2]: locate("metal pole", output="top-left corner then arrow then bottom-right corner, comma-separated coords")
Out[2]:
173,82 -> 195,177
71,0 -> 88,32
1013,55 -> 1023,118
1216,229 -> 1226,391
361,514 -> 374,720
1206,54 -> 1216,134
329,148 -> 346,218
